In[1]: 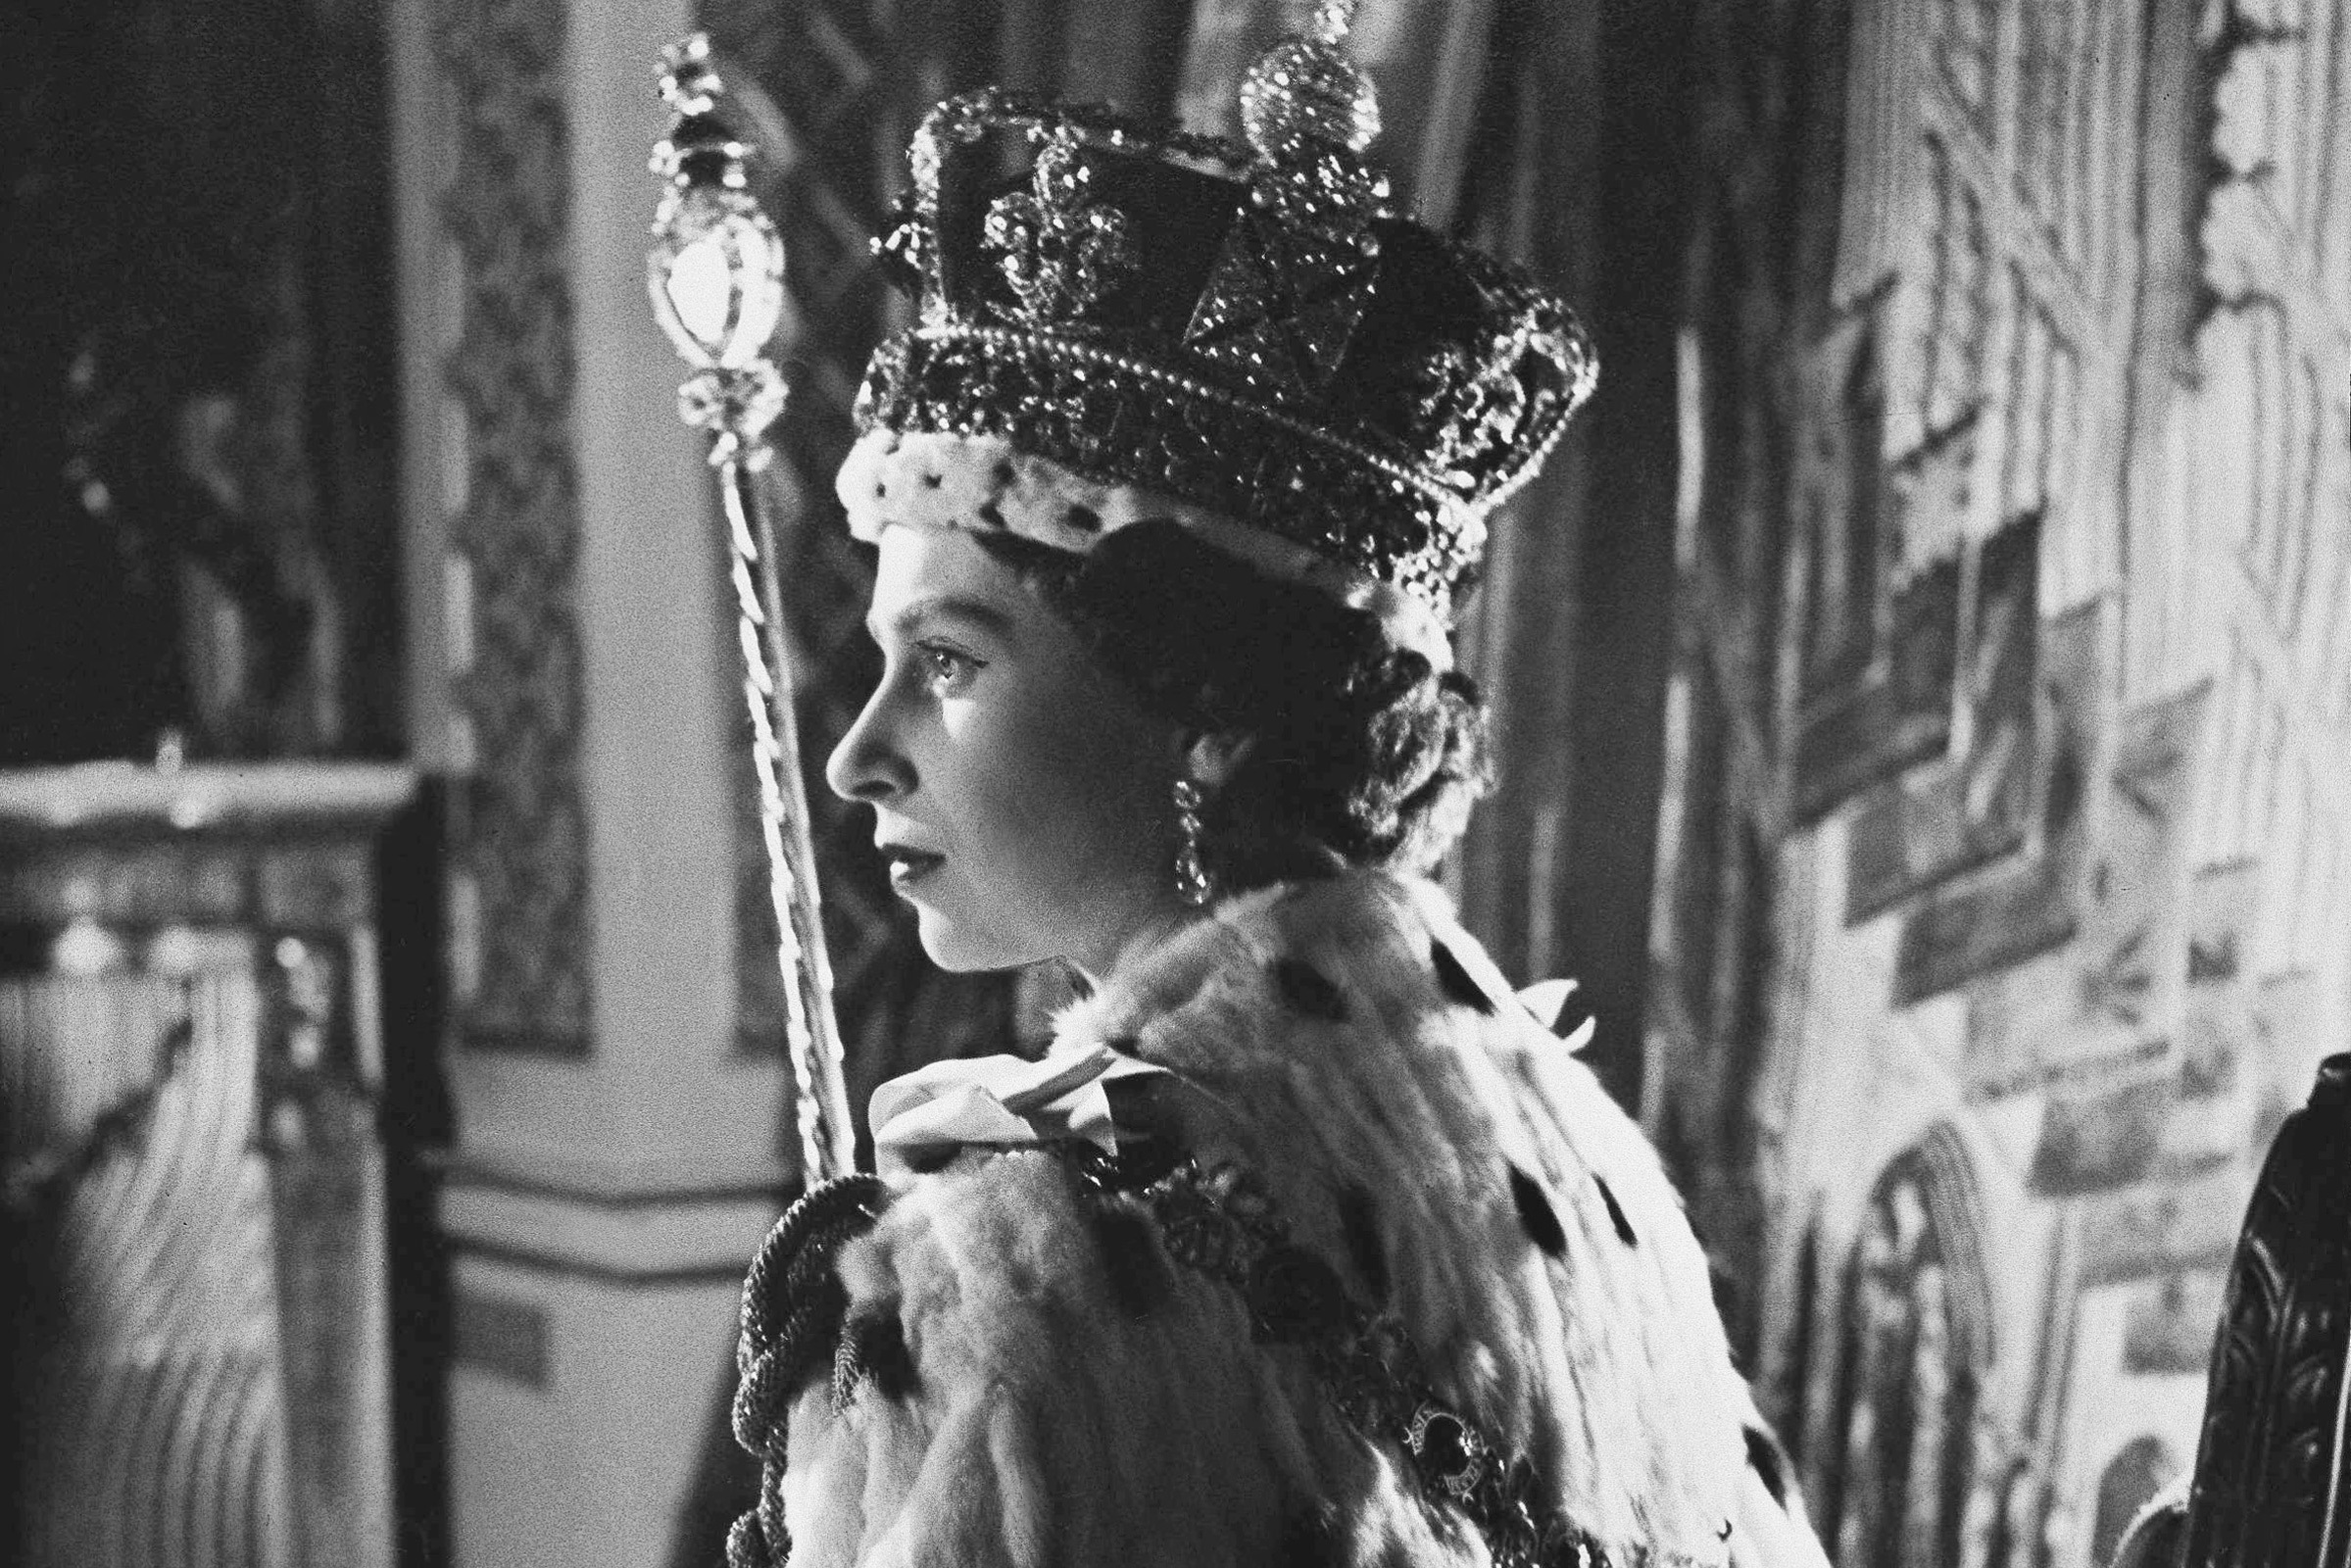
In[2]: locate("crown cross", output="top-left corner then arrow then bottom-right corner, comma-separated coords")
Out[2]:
983,131 -> 1138,323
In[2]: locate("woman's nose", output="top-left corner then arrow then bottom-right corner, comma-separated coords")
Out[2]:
825,678 -> 915,804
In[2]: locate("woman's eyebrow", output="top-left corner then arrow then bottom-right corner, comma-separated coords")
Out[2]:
871,593 -> 1019,644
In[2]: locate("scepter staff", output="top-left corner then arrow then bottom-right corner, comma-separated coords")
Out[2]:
647,33 -> 857,1185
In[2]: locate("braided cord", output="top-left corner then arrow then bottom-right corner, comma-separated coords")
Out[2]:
728,1173 -> 892,1568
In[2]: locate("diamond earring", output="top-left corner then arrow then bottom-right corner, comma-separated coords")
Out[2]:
1172,779 -> 1213,906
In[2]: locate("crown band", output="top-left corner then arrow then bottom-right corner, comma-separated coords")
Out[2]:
917,324 -> 1457,505
857,325 -> 1486,614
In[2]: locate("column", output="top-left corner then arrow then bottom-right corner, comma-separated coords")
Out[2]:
388,0 -> 794,1560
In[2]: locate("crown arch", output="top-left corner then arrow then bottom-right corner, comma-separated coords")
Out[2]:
1810,1122 -> 1998,1568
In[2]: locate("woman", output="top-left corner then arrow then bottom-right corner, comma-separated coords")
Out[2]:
726,16 -> 1826,1567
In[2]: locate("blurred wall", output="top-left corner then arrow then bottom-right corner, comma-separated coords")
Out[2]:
1648,0 -> 2350,1564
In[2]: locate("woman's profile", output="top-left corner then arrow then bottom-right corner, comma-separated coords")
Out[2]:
723,11 -> 1829,1566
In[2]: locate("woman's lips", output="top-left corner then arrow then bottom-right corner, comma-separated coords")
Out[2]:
882,848 -> 944,890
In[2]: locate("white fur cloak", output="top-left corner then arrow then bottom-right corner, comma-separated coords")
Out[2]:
741,872 -> 1826,1568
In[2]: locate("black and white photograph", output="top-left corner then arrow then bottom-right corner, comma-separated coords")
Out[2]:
3,0 -> 2347,1564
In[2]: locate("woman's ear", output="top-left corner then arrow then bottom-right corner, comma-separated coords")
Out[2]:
1181,731 -> 1255,792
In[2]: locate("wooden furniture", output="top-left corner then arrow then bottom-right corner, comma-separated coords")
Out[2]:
2174,1053 -> 2351,1568
1,760 -> 414,1568
2107,1054 -> 2351,1568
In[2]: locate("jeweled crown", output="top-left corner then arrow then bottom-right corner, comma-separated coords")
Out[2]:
852,2 -> 1596,619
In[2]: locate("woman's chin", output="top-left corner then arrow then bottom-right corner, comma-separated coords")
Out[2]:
910,905 -> 1031,973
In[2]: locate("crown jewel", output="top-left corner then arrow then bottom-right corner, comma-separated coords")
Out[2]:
851,6 -> 1596,622
983,129 -> 1140,322
1239,2 -> 1381,157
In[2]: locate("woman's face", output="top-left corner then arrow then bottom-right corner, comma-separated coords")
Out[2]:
825,524 -> 1190,974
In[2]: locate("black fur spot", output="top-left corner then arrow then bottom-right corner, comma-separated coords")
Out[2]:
1063,503 -> 1102,532
1744,1425 -> 1789,1505
920,469 -> 944,490
1091,1205 -> 1170,1318
992,459 -> 1017,486
901,1143 -> 958,1175
873,480 -> 888,498
1508,1165 -> 1567,1257
1593,1174 -> 1638,1247
834,1308 -> 917,1407
1338,1185 -> 1390,1301
1431,940 -> 1494,1014
1272,957 -> 1347,1022
974,500 -> 1005,529
1247,1245 -> 1347,1341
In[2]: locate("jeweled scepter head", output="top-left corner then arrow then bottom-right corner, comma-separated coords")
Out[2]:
650,35 -> 790,462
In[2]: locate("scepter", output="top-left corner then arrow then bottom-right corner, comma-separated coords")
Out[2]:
647,34 -> 857,1184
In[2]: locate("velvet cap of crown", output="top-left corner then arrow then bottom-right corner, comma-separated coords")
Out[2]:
845,10 -> 1596,626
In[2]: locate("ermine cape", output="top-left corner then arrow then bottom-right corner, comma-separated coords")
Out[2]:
732,872 -> 1826,1568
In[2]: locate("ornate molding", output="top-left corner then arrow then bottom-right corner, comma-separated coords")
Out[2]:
436,0 -> 591,1056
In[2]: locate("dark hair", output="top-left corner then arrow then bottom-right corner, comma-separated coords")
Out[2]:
973,520 -> 1493,891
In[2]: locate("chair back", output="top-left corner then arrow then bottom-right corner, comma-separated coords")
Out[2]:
2177,1054 -> 2351,1568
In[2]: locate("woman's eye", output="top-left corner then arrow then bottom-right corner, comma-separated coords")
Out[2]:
916,643 -> 982,692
